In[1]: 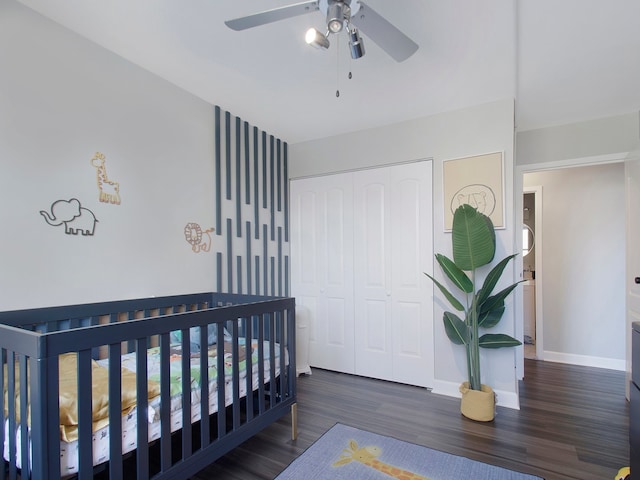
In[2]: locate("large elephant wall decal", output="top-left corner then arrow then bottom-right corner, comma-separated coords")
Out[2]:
40,198 -> 98,236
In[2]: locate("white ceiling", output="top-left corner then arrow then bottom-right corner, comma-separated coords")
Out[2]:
16,0 -> 640,144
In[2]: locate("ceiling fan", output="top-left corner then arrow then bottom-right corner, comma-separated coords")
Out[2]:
225,0 -> 419,62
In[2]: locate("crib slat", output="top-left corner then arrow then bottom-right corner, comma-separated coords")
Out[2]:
257,315 -> 265,415
159,333 -> 172,471
45,355 -> 62,480
277,310 -> 287,402
245,317 -> 254,422
108,343 -> 123,479
7,353 -> 16,480
269,313 -> 276,408
198,324 -> 210,446
77,349 -> 93,479
216,323 -> 226,439
181,329 -> 192,459
231,320 -> 241,430
18,355 -> 29,478
135,337 -> 150,480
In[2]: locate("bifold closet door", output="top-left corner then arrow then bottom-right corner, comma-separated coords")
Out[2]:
291,161 -> 433,388
353,162 -> 433,388
290,173 -> 355,373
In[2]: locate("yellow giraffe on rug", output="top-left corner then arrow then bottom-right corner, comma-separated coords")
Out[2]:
333,439 -> 431,480
91,152 -> 121,204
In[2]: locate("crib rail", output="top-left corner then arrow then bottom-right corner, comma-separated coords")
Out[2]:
0,293 -> 296,480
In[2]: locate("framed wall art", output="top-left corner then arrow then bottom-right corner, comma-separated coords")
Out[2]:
443,151 -> 504,231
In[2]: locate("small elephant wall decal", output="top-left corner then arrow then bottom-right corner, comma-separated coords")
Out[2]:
40,198 -> 98,236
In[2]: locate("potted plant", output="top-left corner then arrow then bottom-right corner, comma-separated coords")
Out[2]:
425,203 -> 521,421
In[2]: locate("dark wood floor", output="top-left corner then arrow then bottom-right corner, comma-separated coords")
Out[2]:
194,359 -> 630,480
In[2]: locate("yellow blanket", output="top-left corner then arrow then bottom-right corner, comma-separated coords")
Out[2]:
4,353 -> 160,443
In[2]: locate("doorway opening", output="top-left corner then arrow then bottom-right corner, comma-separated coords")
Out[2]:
523,186 -> 542,360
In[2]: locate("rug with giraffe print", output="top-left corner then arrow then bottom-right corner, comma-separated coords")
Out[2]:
276,423 -> 543,480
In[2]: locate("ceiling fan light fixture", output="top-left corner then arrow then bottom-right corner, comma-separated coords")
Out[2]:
348,27 -> 365,59
305,27 -> 330,49
326,2 -> 345,33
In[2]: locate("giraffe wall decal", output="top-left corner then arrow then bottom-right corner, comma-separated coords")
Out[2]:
333,439 -> 431,480
90,152 -> 121,205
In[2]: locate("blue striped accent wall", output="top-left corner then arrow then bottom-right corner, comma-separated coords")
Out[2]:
213,107 -> 289,297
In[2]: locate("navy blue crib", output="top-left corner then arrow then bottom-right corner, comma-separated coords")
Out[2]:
0,292 -> 296,479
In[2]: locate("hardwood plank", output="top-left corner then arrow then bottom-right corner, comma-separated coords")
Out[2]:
193,359 -> 630,480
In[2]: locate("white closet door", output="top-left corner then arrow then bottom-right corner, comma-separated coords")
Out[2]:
389,162 -> 433,387
353,162 -> 433,387
290,173 -> 355,373
353,168 -> 393,380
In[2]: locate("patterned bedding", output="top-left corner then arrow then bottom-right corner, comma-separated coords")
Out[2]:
4,338 -> 283,476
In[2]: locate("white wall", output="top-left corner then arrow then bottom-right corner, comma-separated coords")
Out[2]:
0,0 -> 288,310
524,163 -> 626,368
516,113 -> 639,166
290,99 -> 520,407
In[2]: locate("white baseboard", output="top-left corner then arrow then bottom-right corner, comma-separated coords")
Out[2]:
541,351 -> 626,371
432,380 -> 520,410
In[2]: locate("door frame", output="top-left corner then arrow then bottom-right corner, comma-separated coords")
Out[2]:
515,152 -> 629,380
523,185 -> 543,360
625,149 -> 640,399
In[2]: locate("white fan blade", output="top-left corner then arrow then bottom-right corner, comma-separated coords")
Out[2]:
350,1 -> 418,62
225,1 -> 320,31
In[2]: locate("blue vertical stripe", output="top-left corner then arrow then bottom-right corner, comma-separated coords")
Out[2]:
236,116 -> 242,237
277,139 -> 282,212
263,224 -> 268,296
253,127 -> 260,239
237,256 -> 242,294
255,256 -> 261,296
270,136 -> 275,241
225,111 -> 232,200
262,131 -> 267,209
270,257 -> 275,296
284,255 -> 289,297
277,227 -> 283,296
227,218 -> 233,293
284,143 -> 289,242
216,252 -> 223,293
244,121 -> 250,205
246,222 -> 252,294
215,106 -> 222,235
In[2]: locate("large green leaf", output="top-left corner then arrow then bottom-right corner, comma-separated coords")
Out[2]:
451,204 -> 495,271
476,254 -> 517,306
424,273 -> 465,311
443,312 -> 470,345
434,254 -> 473,293
478,303 -> 505,328
480,283 -> 522,315
478,333 -> 522,348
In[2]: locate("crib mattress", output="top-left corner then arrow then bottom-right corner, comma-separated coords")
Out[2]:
4,339 -> 283,476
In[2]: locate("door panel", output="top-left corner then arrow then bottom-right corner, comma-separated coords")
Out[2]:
390,162 -> 433,387
290,173 -> 355,373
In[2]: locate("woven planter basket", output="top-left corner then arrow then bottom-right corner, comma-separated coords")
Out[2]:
459,382 -> 496,422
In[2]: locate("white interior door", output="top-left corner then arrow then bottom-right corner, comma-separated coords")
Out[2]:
353,162 -> 433,387
389,162 -> 433,387
353,167 -> 393,380
290,173 -> 355,373
626,154 -> 640,399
